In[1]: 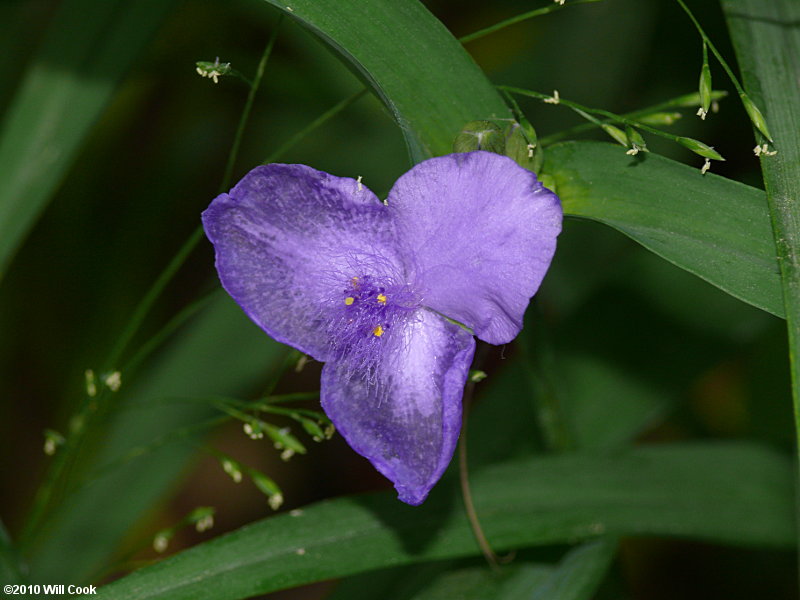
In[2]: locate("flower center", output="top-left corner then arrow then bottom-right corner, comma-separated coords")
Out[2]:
327,274 -> 418,365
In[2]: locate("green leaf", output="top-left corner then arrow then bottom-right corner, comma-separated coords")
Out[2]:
0,0 -> 179,281
261,0 -> 510,163
331,539 -> 614,600
95,443 -> 793,600
545,141 -> 782,317
329,560 -> 554,600
25,296 -> 284,583
530,538 -> 617,600
0,518 -> 25,585
722,0 -> 800,550
557,354 -> 670,449
407,564 -> 553,600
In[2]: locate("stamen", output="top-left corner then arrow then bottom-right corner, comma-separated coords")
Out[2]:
373,325 -> 384,337
543,90 -> 560,105
344,297 -> 354,305
376,293 -> 387,304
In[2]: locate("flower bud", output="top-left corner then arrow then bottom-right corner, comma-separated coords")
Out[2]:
740,93 -> 773,142
298,416 -> 326,442
638,112 -> 682,126
625,126 -> 648,152
222,458 -> 243,483
250,471 -> 283,509
469,370 -> 488,383
672,90 -> 727,108
453,121 -> 505,154
189,507 -> 216,532
698,44 -> 712,119
676,136 -> 724,161
243,419 -> 265,440
43,429 -> 65,456
153,532 -> 171,553
698,67 -> 712,119
195,58 -> 231,84
601,124 -> 628,147
265,424 -> 307,455
85,369 -> 97,397
504,123 -> 543,173
103,371 -> 122,392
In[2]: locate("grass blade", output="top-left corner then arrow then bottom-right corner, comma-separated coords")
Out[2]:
95,443 -> 793,600
721,0 -> 800,567
262,0 -> 510,163
546,141 -> 781,317
0,0 -> 178,281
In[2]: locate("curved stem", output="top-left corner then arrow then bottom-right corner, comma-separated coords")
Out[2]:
500,85 -> 707,146
674,0 -> 745,97
458,403 -> 499,571
538,90 -> 727,146
262,88 -> 367,164
221,16 -> 283,191
458,343 -> 505,570
459,0 -> 604,44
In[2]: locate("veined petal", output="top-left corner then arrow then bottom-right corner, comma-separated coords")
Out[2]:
202,164 -> 406,361
387,151 -> 562,345
321,308 -> 475,505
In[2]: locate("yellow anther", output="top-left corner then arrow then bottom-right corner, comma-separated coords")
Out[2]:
373,325 -> 384,337
376,293 -> 387,304
344,297 -> 354,306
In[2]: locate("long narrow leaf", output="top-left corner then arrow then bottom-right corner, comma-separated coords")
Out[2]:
95,443 -> 793,600
0,518 -> 25,585
546,141 -> 781,317
327,561 -> 552,600
261,0 -> 510,162
530,538 -> 617,600
0,0 -> 178,281
721,0 -> 800,553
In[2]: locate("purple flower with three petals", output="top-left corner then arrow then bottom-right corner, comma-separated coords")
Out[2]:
202,151 -> 562,505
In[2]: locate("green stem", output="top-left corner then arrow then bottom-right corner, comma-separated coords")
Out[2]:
458,377 -> 500,571
674,0 -> 745,98
220,17 -> 283,192
106,227 -> 204,371
75,415 -> 229,495
22,22 -> 284,548
262,88 -> 368,164
538,90 -> 726,145
459,0 -> 604,44
502,85 -> 723,159
62,390 -> 323,495
121,289 -> 220,375
457,343 -> 512,570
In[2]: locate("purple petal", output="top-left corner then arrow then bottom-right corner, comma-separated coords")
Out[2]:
321,308 -> 475,505
388,151 -> 562,345
202,164 -> 407,361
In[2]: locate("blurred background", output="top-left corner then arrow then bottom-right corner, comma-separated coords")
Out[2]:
0,0 -> 794,598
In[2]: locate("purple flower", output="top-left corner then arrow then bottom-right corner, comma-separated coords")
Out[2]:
202,151 -> 562,505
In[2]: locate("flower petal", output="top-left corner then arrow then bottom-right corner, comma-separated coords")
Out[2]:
202,164 -> 406,361
387,151 -> 562,345
320,308 -> 475,505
